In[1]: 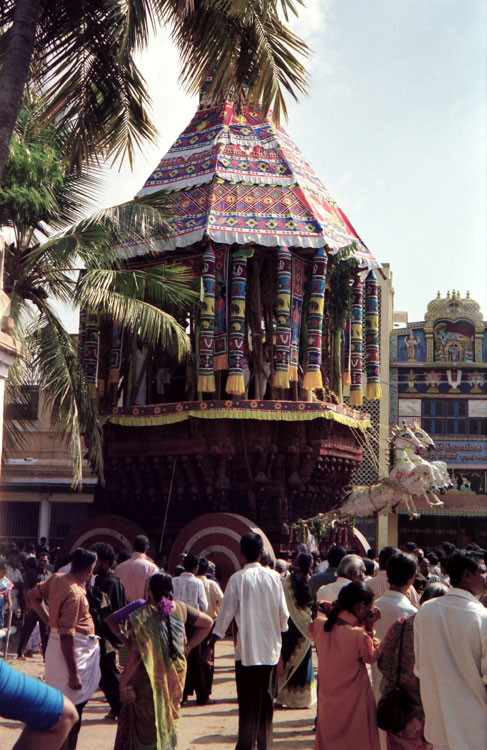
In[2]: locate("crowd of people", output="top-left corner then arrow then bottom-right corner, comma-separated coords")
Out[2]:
0,534 -> 486,750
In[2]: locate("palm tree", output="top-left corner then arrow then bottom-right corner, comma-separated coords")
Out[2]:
2,92 -> 198,485
0,0 -> 308,180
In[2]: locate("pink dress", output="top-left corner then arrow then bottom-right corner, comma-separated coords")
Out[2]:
308,611 -> 380,750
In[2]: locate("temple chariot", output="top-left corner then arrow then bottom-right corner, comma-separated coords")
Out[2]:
74,84 -> 382,575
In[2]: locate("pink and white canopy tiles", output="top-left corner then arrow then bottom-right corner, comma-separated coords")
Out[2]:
116,98 -> 380,269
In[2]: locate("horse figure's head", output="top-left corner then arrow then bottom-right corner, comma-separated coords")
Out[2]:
410,420 -> 436,452
391,422 -> 423,453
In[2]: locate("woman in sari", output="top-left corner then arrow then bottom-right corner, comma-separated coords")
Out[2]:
377,582 -> 448,750
308,581 -> 381,750
277,552 -> 316,708
0,561 -> 12,628
113,573 -> 212,750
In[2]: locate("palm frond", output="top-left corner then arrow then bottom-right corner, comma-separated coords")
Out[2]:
74,267 -> 196,357
25,191 -> 174,272
35,2 -> 159,172
32,307 -> 103,486
161,0 -> 309,124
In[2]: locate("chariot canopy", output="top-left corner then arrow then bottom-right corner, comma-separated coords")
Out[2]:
118,91 -> 380,269
90,84 -> 382,412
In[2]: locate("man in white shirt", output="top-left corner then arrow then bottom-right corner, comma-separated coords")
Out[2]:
373,551 -> 418,750
172,554 -> 208,612
173,554 -> 209,705
414,550 -> 487,750
367,546 -> 420,608
115,535 -> 159,602
316,553 -> 366,602
213,533 -> 289,750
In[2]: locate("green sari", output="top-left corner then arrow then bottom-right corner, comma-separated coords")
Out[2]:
115,601 -> 194,750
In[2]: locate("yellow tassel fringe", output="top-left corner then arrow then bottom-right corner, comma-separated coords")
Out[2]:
226,374 -> 246,396
366,382 -> 382,400
197,374 -> 216,393
349,389 -> 363,406
302,370 -> 323,391
273,370 -> 290,389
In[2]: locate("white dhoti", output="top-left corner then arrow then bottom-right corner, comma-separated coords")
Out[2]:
45,630 -> 101,704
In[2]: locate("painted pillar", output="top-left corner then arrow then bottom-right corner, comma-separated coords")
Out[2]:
377,513 -> 398,550
38,496 -> 51,543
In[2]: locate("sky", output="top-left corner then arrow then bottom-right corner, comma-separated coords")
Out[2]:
98,0 -> 487,325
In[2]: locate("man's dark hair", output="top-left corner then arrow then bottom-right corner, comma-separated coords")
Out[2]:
403,542 -> 417,553
91,542 -> 115,568
366,548 -> 376,560
378,546 -> 399,570
425,552 -> 439,565
36,551 -> 50,560
117,549 -> 131,564
327,545 -> 347,569
441,541 -> 456,557
197,557 -> 209,576
183,553 -> 199,572
240,533 -> 263,562
445,551 -> 484,587
133,535 -> 150,553
386,552 -> 417,587
363,558 -> 375,577
71,548 -> 97,573
260,552 -> 274,569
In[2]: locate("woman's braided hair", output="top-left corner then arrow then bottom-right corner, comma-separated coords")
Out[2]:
148,573 -> 178,660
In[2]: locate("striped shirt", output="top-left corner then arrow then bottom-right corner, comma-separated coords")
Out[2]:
115,553 -> 159,602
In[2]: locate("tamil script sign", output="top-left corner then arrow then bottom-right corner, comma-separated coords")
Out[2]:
429,439 -> 487,468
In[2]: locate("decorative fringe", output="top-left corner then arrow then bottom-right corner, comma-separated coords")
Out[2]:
303,248 -> 327,390
273,246 -> 292,390
226,374 -> 246,396
302,369 -> 322,390
104,400 -> 372,431
197,244 -> 216,393
226,252 -> 248,395
349,388 -> 363,406
197,374 -> 216,393
288,364 -> 299,382
365,269 -> 381,400
350,277 -> 363,405
274,370 -> 291,389
366,382 -> 382,400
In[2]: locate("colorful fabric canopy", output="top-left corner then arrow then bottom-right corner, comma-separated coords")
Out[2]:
118,102 -> 379,270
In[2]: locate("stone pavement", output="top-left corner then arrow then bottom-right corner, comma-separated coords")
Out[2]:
0,639 -> 317,750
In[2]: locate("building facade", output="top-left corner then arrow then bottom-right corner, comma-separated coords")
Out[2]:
390,291 -> 487,549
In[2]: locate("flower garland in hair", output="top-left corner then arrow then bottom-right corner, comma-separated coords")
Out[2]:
158,597 -> 175,617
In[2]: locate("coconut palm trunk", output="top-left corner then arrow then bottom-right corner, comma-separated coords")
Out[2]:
0,0 -> 40,181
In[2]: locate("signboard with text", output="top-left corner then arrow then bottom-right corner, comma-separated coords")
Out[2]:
429,439 -> 487,468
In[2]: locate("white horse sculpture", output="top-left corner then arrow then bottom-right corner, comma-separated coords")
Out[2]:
389,423 -> 444,508
311,424 -> 444,524
408,422 -> 452,493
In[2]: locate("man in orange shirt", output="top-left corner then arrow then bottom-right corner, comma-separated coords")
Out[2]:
30,548 -> 100,750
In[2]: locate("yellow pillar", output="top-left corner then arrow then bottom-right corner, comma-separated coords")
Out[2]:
376,513 -> 398,550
